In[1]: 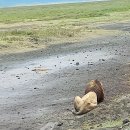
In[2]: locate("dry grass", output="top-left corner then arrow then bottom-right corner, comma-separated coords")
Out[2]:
0,0 -> 130,54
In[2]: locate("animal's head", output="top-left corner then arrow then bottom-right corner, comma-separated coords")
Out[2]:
85,79 -> 104,103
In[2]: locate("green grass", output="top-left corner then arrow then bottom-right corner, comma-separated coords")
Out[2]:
0,0 -> 130,53
0,0 -> 130,23
82,119 -> 123,130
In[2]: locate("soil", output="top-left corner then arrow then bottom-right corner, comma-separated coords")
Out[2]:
0,22 -> 130,130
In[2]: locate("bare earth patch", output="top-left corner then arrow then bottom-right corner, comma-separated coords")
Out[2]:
0,22 -> 130,129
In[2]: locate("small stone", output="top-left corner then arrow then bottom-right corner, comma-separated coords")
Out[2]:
88,62 -> 93,65
112,115 -> 117,120
51,104 -> 56,106
57,122 -> 63,126
123,119 -> 130,124
76,62 -> 79,66
34,87 -> 39,89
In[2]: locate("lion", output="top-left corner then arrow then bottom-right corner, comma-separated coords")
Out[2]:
73,79 -> 104,115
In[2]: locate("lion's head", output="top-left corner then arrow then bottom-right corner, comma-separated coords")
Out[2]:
85,79 -> 104,103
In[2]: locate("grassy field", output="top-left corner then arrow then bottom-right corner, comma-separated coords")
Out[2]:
0,0 -> 130,53
0,0 -> 130,23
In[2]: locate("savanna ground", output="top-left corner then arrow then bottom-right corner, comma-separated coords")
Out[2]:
0,0 -> 130,130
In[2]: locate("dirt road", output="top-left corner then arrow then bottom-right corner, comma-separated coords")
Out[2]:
0,22 -> 130,130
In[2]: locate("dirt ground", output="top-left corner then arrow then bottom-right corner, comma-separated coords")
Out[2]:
0,22 -> 130,130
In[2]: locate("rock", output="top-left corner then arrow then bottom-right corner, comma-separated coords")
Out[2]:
88,62 -> 93,65
112,115 -> 117,120
122,119 -> 129,124
34,87 -> 39,90
18,112 -> 20,114
57,122 -> 63,126
76,62 -> 79,66
102,59 -> 105,61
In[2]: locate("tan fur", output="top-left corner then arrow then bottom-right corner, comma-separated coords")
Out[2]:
73,79 -> 104,115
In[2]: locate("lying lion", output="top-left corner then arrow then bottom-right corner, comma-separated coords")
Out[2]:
73,79 -> 104,115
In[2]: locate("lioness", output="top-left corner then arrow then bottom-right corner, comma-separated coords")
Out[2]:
73,79 -> 104,115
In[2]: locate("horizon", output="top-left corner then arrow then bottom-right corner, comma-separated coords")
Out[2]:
0,0 -> 108,8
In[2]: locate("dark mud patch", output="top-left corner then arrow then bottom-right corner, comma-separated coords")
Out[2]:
97,22 -> 130,32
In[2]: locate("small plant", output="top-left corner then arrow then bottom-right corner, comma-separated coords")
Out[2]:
82,119 -> 122,130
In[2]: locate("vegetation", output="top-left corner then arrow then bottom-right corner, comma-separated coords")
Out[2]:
0,0 -> 130,53
0,0 -> 130,23
82,119 -> 123,129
